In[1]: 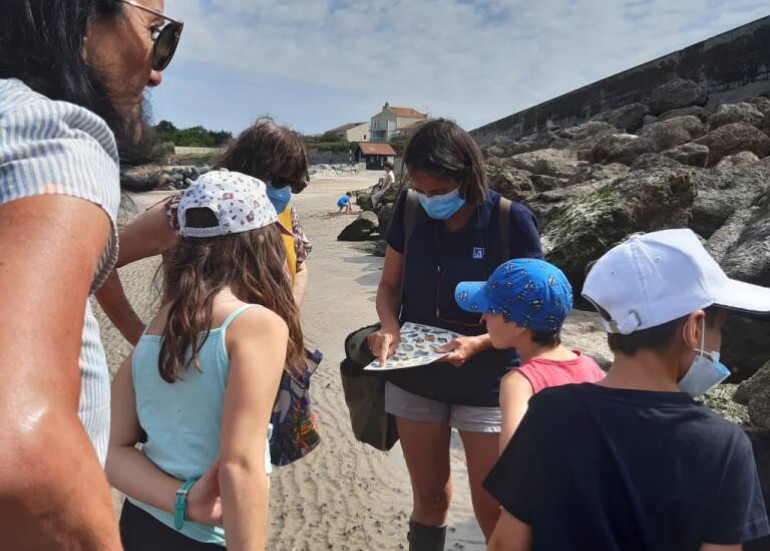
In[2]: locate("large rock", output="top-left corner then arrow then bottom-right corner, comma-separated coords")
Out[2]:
588,133 -> 655,166
592,103 -> 649,133
337,211 -> 379,242
699,385 -> 749,426
558,121 -> 618,160
637,116 -> 706,152
661,143 -> 710,167
567,163 -> 630,185
487,163 -> 535,201
736,362 -> 770,427
630,153 -> 687,171
507,148 -> 584,179
709,192 -> 770,288
708,102 -> 765,130
656,105 -> 711,123
646,78 -> 708,116
693,122 -> 770,166
691,157 -> 770,237
541,168 -> 698,288
354,186 -> 376,211
716,151 -> 761,170
524,180 -> 608,228
706,196 -> 770,381
748,96 -> 770,116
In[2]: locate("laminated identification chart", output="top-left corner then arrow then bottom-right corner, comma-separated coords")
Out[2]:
364,323 -> 463,371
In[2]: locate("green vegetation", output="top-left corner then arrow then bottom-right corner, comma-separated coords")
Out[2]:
304,134 -> 357,153
155,120 -> 232,147
389,134 -> 407,155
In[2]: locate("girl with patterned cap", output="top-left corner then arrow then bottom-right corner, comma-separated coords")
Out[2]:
106,170 -> 304,551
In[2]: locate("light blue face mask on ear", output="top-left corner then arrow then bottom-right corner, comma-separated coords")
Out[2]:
266,181 -> 291,214
417,188 -> 466,220
678,319 -> 730,397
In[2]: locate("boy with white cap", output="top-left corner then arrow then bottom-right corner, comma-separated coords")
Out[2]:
455,258 -> 605,451
484,229 -> 770,551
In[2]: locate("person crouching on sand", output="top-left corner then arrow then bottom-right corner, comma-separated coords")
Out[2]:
106,170 -> 305,551
455,258 -> 605,453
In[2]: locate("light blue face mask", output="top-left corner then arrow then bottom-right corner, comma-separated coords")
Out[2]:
417,188 -> 466,220
266,181 -> 291,214
678,319 -> 730,397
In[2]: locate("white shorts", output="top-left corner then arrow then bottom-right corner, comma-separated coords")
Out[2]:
384,382 -> 501,433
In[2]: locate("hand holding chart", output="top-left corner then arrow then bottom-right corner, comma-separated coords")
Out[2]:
364,322 -> 465,371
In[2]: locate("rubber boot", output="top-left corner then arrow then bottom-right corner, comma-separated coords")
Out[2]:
407,519 -> 447,551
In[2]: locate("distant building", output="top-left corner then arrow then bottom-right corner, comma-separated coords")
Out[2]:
326,122 -> 370,143
371,102 -> 429,142
354,142 -> 397,170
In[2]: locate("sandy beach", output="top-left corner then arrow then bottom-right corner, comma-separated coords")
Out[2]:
96,173 -> 609,551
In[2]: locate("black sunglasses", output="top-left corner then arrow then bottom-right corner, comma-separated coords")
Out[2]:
121,0 -> 184,71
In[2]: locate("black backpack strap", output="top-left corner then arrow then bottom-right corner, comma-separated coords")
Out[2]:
499,197 -> 512,261
399,190 -> 420,304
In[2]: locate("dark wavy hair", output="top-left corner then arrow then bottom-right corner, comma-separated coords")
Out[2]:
403,119 -> 488,207
159,208 -> 306,383
214,118 -> 310,194
0,0 -> 127,135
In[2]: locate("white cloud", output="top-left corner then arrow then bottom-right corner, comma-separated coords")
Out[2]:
163,0 -> 770,132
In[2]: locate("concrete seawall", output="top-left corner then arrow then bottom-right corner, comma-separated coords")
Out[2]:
473,15 -> 770,141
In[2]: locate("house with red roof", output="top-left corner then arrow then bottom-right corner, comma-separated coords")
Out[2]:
354,142 -> 397,170
371,102 -> 429,142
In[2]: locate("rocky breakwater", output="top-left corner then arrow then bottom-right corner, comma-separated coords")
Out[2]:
309,163 -> 361,179
121,165 -> 211,192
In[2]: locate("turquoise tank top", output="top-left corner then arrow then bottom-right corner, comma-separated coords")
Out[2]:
129,304 -> 272,546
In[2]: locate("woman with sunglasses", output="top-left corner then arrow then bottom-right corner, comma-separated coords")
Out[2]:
0,1 -> 181,548
368,119 -> 542,550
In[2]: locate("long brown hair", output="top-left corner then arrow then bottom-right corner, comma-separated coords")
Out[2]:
214,117 -> 310,193
158,208 -> 305,383
403,118 -> 488,207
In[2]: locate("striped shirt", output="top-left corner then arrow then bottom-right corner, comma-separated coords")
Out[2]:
0,78 -> 120,464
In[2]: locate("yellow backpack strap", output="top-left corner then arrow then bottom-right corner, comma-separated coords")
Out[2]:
277,205 -> 297,282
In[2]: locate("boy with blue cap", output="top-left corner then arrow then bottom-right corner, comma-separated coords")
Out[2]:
456,258 -> 604,451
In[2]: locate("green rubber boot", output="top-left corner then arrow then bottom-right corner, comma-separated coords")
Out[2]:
407,519 -> 447,551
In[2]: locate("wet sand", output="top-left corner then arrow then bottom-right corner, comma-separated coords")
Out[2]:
96,174 -> 609,550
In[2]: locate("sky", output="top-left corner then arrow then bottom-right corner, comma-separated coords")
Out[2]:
150,0 -> 769,136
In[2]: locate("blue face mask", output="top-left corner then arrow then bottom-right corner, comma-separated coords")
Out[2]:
678,320 -> 730,397
417,188 -> 466,220
266,181 -> 291,214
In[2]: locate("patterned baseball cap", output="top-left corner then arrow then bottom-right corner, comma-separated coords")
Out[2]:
455,259 -> 573,332
178,169 -> 286,238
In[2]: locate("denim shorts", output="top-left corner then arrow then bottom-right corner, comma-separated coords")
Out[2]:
384,382 -> 502,433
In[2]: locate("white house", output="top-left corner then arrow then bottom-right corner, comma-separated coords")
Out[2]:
371,102 -> 429,142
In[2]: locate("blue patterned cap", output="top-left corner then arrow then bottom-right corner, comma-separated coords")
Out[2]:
455,259 -> 573,332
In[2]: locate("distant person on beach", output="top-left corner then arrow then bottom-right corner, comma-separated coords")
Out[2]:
106,171 -> 304,550
338,192 -> 353,213
96,118 -> 313,345
372,160 -> 396,208
367,119 -> 542,548
455,258 -> 604,452
0,0 -> 180,548
485,229 -> 770,551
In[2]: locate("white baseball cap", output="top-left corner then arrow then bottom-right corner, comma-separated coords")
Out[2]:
178,169 -> 289,238
582,229 -> 770,334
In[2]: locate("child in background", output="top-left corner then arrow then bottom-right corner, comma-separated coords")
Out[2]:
337,192 -> 353,213
456,258 -> 604,451
106,171 -> 306,551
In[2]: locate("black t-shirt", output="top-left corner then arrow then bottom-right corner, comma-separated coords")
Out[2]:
484,383 -> 770,550
385,189 -> 542,407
